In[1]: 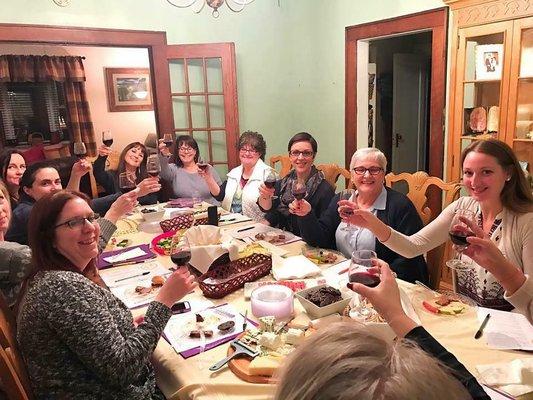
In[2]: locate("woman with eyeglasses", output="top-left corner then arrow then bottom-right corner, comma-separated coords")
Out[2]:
93,141 -> 161,205
16,190 -> 196,399
210,131 -> 275,221
158,135 -> 222,204
257,132 -> 335,235
295,148 -> 428,284
0,148 -> 26,209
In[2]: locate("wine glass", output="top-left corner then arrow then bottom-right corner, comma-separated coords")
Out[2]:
291,181 -> 307,202
348,250 -> 380,320
170,235 -> 192,269
446,209 -> 475,270
338,188 -> 356,231
163,133 -> 174,148
73,142 -> 87,159
263,169 -> 279,199
197,157 -> 209,172
146,154 -> 161,178
102,130 -> 113,147
118,172 -> 136,193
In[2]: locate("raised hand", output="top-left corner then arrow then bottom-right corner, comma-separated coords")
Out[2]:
155,266 -> 197,307
258,182 -> 275,200
136,177 -> 161,197
158,139 -> 171,157
98,144 -> 112,157
104,191 -> 138,223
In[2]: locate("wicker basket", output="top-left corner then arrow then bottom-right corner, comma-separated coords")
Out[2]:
198,253 -> 272,299
159,215 -> 210,232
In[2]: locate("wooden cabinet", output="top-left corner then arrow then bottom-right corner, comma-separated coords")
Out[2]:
446,0 -> 533,183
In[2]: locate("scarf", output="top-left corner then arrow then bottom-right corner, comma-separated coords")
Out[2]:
278,166 -> 325,217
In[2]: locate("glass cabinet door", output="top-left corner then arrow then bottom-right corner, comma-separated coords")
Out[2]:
450,21 -> 513,181
508,17 -> 533,188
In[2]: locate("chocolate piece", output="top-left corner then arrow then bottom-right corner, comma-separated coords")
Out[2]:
203,330 -> 213,338
303,286 -> 342,307
195,313 -> 204,323
217,320 -> 235,333
189,329 -> 213,338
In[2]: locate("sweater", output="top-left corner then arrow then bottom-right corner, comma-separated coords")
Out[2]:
159,154 -> 222,205
262,178 -> 335,236
214,159 -> 273,222
383,196 -> 533,321
405,326 -> 490,400
93,155 -> 158,206
17,270 -> 170,399
0,218 -> 116,307
298,187 -> 429,284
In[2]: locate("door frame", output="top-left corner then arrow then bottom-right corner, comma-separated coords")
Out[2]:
0,23 -> 168,140
345,8 -> 448,181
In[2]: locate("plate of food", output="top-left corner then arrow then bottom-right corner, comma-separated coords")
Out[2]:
418,290 -> 476,316
151,230 -> 187,255
302,248 -> 339,264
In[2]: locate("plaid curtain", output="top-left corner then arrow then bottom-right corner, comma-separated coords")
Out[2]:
0,55 -> 95,155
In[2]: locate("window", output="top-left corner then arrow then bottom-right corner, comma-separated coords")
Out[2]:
0,81 -> 69,147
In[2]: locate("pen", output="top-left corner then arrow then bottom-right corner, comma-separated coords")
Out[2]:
115,271 -> 150,283
237,226 -> 254,233
220,217 -> 237,223
111,258 -> 154,267
474,313 -> 490,339
243,310 -> 248,332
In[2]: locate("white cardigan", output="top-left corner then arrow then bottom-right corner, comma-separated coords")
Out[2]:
221,159 -> 273,222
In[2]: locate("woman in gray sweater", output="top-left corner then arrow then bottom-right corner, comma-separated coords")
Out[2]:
17,190 -> 197,399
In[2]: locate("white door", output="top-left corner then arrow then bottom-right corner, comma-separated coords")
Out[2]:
391,53 -> 429,173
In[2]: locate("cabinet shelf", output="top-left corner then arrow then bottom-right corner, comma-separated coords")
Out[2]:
513,138 -> 533,142
460,134 -> 496,140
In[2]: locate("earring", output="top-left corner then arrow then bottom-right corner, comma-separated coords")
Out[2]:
506,177 -> 511,181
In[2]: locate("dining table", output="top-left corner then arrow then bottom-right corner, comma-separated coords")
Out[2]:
102,205 -> 532,400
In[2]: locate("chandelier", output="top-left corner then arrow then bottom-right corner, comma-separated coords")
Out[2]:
166,0 -> 254,18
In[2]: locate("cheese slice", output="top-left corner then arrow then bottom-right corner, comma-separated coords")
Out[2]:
258,332 -> 282,350
248,355 -> 282,376
285,328 -> 304,345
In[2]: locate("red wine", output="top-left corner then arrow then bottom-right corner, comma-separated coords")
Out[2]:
349,272 -> 380,287
264,179 -> 276,189
171,250 -> 191,266
340,207 -> 354,217
148,171 -> 159,178
74,152 -> 87,159
103,139 -> 114,146
197,163 -> 209,171
292,188 -> 306,200
449,230 -> 474,246
164,140 -> 173,147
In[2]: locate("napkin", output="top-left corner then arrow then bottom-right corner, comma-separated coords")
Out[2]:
272,255 -> 321,280
477,358 -> 533,397
184,225 -> 239,274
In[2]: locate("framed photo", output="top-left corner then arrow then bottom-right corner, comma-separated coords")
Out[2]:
475,44 -> 503,80
104,68 -> 153,112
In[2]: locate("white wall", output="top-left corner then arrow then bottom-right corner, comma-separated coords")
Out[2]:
0,43 -> 157,152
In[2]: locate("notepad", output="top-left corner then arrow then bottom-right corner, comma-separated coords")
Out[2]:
477,307 -> 533,351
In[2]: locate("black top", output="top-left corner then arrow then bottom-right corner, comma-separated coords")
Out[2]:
93,155 -> 158,206
406,326 -> 490,400
260,179 -> 335,236
297,187 -> 429,284
5,198 -> 34,245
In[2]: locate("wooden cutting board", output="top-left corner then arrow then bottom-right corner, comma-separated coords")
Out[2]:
227,345 -> 277,384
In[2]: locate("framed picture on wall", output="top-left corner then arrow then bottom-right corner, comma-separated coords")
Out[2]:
104,67 -> 153,112
475,44 -> 503,80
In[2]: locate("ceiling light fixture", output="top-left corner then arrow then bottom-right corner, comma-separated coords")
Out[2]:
166,0 -> 254,18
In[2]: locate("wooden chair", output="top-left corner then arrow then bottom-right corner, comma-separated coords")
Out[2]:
317,163 -> 352,190
269,155 -> 291,178
0,292 -> 16,350
0,346 -> 32,400
385,171 -> 461,289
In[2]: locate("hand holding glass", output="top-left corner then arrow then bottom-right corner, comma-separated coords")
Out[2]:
446,209 -> 475,270
263,169 -> 278,199
146,154 -> 161,178
338,189 -> 356,231
73,142 -> 87,159
118,172 -> 136,193
170,235 -> 192,268
102,130 -> 113,147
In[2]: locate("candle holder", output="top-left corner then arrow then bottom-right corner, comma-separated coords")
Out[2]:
251,284 -> 294,319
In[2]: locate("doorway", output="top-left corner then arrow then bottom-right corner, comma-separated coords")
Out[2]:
369,32 -> 432,177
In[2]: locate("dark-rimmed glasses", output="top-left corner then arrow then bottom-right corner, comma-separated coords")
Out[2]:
239,147 -> 258,154
55,213 -> 100,229
353,167 -> 383,176
178,146 -> 195,153
289,150 -> 314,158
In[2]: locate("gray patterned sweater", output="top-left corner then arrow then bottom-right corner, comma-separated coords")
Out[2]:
16,270 -> 172,399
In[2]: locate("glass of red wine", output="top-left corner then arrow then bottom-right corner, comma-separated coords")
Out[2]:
118,172 -> 136,193
338,188 -> 356,231
263,169 -> 279,199
446,209 -> 475,270
102,130 -> 113,147
291,181 -> 307,202
73,142 -> 87,159
146,154 -> 161,178
170,235 -> 192,269
163,133 -> 174,148
197,158 -> 209,172
348,250 -> 380,320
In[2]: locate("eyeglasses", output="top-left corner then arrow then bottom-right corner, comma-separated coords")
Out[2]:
178,146 -> 195,153
353,166 -> 383,175
289,150 -> 314,158
240,147 -> 258,154
55,213 -> 100,229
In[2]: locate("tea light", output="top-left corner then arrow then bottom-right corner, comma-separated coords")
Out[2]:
251,285 -> 294,319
